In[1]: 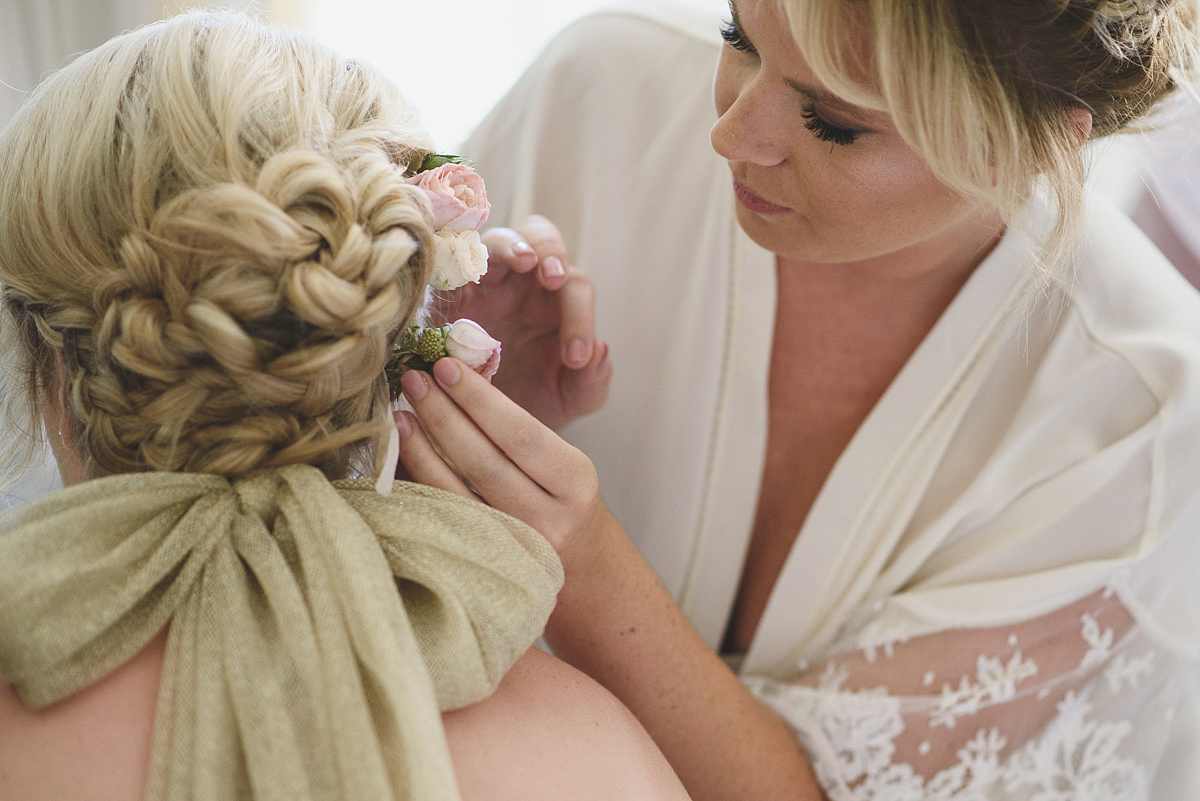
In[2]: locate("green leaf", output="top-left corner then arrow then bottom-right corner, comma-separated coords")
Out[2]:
418,153 -> 473,173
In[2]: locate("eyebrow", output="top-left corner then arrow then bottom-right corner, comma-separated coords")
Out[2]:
783,79 -> 863,116
728,0 -> 873,120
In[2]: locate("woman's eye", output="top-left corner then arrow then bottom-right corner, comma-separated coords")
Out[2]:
720,21 -> 756,54
801,104 -> 860,146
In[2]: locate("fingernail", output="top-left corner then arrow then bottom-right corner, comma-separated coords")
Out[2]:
433,357 -> 461,386
597,341 -> 610,368
393,411 -> 413,438
512,240 -> 534,256
566,338 -> 588,367
543,255 -> 565,278
401,369 -> 428,401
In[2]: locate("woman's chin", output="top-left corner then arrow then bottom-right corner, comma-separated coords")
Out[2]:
734,207 -> 831,264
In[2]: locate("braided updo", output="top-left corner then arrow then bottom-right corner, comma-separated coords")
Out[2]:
0,11 -> 438,480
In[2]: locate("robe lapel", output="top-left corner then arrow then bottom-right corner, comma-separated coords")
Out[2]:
741,230 -> 1031,678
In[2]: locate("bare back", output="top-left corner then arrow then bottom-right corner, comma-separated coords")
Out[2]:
0,635 -> 688,801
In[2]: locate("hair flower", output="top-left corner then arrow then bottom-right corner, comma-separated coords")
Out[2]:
407,154 -> 491,291
428,228 -> 488,290
387,318 -> 502,394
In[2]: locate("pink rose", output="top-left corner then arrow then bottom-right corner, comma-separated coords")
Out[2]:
445,319 -> 501,379
408,163 -> 491,232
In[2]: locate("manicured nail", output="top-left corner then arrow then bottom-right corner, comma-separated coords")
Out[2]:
512,240 -> 534,256
393,411 -> 413,438
401,369 -> 428,401
543,255 -> 565,278
433,357 -> 461,386
566,338 -> 588,367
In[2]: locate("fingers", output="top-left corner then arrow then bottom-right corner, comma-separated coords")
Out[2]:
400,359 -> 603,554
559,340 -> 613,417
513,215 -> 571,290
400,366 -> 547,521
482,215 -> 573,289
513,216 -> 597,367
481,213 -> 598,369
558,265 -> 597,368
481,227 -> 539,276
392,410 -> 474,499
404,358 -> 595,501
434,359 -> 597,500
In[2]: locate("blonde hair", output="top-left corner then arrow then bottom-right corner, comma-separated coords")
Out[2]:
785,0 -> 1199,275
0,11 -> 437,480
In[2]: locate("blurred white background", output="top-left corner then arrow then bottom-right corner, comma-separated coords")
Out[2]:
0,0 -> 723,145
304,0 -> 722,148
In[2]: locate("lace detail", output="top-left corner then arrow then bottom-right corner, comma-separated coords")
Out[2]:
811,664 -> 904,782
1081,613 -> 1116,671
747,676 -> 1149,801
743,592 -> 1164,800
931,652 -> 1038,729
858,620 -> 912,664
1103,652 -> 1155,694
1004,693 -> 1147,801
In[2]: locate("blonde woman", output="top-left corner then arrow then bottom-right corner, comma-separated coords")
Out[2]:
398,0 -> 1200,799
0,12 -> 691,801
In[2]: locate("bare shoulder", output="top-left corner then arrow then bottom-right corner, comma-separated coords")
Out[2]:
0,638 -> 689,801
443,647 -> 690,801
0,630 -> 165,801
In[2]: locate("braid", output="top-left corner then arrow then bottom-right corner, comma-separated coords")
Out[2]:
72,148 -> 431,477
0,11 -> 437,482
1092,0 -> 1170,57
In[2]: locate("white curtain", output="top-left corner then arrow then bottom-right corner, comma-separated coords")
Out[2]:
0,0 -> 261,128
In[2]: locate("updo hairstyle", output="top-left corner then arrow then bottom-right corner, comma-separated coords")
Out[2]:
786,0 -> 1198,273
0,11 -> 437,480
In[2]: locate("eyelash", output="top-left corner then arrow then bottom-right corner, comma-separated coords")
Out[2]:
721,20 -> 860,148
720,21 -> 755,53
801,104 -> 860,146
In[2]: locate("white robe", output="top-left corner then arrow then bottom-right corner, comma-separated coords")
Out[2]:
464,5 -> 1200,798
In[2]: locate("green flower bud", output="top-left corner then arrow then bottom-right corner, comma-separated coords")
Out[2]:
415,325 -> 449,363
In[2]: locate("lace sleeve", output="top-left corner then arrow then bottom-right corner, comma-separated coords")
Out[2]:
743,588 -> 1184,800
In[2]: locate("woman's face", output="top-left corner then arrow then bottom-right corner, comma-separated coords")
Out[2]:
711,0 -> 1002,280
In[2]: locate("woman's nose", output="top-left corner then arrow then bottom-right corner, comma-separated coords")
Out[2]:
710,80 -> 787,167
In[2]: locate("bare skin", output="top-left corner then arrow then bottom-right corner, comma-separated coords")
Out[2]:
0,393 -> 690,801
404,2 -> 1101,800
709,0 -> 1010,650
0,639 -> 688,801
0,633 -> 164,801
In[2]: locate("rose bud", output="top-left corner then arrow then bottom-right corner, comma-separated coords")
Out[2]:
445,319 -> 502,379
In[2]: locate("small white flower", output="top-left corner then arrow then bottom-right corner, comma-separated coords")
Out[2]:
429,228 -> 488,290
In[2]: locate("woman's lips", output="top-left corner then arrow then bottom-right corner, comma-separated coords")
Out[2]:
733,179 -> 791,215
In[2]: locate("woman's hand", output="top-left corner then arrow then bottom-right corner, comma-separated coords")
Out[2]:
395,358 -> 823,801
395,356 -> 607,559
429,215 -> 612,431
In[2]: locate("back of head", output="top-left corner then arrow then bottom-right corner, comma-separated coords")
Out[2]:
0,10 -> 436,480
787,0 -> 1199,273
